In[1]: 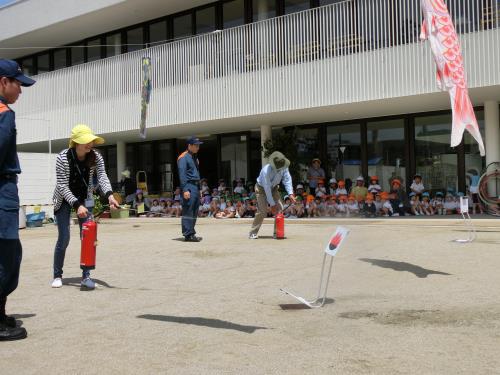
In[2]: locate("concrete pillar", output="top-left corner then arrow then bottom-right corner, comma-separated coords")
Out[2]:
484,101 -> 500,167
260,125 -> 272,166
116,141 -> 126,182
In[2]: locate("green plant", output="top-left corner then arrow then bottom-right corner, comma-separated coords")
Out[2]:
262,127 -> 301,183
93,194 -> 104,216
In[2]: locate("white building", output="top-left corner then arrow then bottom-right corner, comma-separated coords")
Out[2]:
1,0 -> 499,194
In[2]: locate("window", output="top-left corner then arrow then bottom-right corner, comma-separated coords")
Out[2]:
149,20 -> 168,46
327,124 -> 362,186
253,0 -> 276,21
319,0 -> 344,5
37,53 -> 50,74
20,57 -> 35,76
71,45 -> 85,66
106,33 -> 122,57
295,127 -> 319,182
223,0 -> 246,29
464,110 -> 485,190
173,13 -> 193,39
284,0 -> 310,15
367,119 -> 406,191
87,38 -> 102,62
53,49 -> 68,70
221,135 -> 248,184
414,114 -> 458,193
126,27 -> 144,52
196,6 -> 217,34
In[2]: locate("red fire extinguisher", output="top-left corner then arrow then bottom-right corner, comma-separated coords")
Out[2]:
274,212 -> 285,239
81,218 -> 98,270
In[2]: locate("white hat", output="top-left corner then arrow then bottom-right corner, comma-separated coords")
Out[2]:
121,169 -> 131,178
356,176 -> 364,181
296,184 -> 304,189
329,178 -> 337,184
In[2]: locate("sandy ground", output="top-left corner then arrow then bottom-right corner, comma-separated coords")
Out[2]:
2,217 -> 500,375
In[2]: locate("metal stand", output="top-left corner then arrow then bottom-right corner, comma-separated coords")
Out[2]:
280,253 -> 335,308
453,197 -> 476,243
453,211 -> 476,243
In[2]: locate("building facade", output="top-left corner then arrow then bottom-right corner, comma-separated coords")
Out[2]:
2,0 -> 499,194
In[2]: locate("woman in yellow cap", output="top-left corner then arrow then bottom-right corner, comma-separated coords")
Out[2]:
51,125 -> 119,289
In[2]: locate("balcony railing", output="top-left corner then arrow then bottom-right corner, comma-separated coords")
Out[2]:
14,0 -> 500,144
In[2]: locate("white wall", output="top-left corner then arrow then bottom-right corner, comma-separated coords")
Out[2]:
17,152 -> 56,207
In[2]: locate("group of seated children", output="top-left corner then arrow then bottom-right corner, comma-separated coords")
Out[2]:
281,174 -> 480,218
130,174 -> 481,218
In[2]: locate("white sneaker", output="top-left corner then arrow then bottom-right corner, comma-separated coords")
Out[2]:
51,278 -> 62,288
81,277 -> 96,289
248,233 -> 258,239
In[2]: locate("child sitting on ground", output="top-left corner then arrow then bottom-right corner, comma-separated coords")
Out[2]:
171,197 -> 182,218
347,195 -> 359,217
149,199 -> 163,217
234,179 -> 246,195
432,192 -> 445,215
421,192 -> 434,215
133,189 -> 149,217
363,193 -> 377,218
380,192 -> 393,217
443,193 -> 456,215
306,196 -> 320,218
163,199 -> 173,217
199,192 -> 212,217
335,195 -> 348,217
209,197 -> 220,217
368,176 -> 382,195
215,199 -> 236,219
335,180 -> 348,196
326,195 -> 337,217
409,193 -> 424,216
315,181 -> 327,198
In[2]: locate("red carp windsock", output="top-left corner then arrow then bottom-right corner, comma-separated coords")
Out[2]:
420,0 -> 485,156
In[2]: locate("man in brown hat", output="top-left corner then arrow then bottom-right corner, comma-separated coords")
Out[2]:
249,152 -> 296,239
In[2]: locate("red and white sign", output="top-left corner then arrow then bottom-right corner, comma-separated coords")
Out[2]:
325,226 -> 350,257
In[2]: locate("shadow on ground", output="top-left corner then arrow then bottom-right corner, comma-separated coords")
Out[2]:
359,258 -> 451,278
63,277 -> 125,290
137,314 -> 267,334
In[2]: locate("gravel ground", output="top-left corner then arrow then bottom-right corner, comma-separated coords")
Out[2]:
2,217 -> 500,375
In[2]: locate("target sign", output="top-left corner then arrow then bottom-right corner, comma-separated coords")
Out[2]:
325,226 -> 350,257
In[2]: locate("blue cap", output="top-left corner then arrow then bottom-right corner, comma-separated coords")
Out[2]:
0,59 -> 36,87
186,136 -> 203,145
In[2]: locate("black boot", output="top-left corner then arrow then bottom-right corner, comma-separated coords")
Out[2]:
184,235 -> 202,242
0,322 -> 27,341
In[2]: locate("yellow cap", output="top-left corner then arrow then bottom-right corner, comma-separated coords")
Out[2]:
69,124 -> 105,148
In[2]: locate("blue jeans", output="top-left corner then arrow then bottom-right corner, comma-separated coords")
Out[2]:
181,184 -> 200,238
53,202 -> 90,279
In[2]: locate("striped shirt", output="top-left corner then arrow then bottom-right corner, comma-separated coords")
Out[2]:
53,148 -> 112,211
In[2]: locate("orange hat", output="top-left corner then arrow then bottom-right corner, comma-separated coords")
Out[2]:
392,179 -> 401,186
306,194 -> 315,203
366,193 -> 374,200
370,176 -> 378,181
348,195 -> 355,201
339,195 -> 347,201
380,192 -> 389,199
338,180 -> 345,187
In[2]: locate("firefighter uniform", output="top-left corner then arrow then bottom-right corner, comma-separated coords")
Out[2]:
177,137 -> 203,241
0,59 -> 35,341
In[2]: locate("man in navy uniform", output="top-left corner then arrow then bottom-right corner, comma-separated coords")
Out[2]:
177,136 -> 203,242
0,59 -> 36,341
